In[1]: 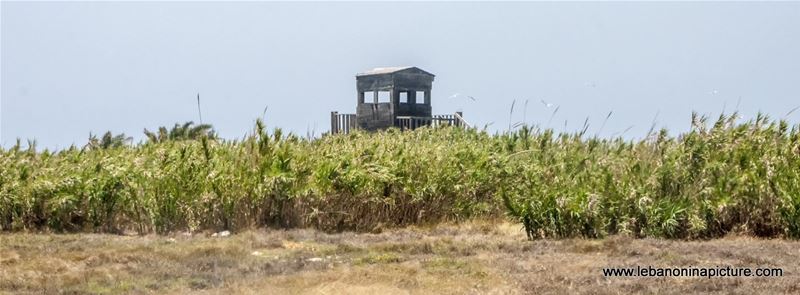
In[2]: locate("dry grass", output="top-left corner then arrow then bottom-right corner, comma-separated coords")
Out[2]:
1,221 -> 799,294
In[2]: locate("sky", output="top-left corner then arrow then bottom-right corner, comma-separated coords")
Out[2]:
2,1 -> 800,149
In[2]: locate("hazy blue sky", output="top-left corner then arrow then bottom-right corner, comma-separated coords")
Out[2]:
2,2 -> 799,149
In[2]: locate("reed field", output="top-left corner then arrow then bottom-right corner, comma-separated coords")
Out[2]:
1,112 -> 798,239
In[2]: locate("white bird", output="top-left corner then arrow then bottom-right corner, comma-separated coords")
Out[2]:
450,93 -> 476,101
540,99 -> 554,108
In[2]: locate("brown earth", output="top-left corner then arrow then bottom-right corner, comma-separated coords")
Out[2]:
1,221 -> 798,294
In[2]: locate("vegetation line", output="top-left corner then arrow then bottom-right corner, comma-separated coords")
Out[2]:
0,112 -> 798,239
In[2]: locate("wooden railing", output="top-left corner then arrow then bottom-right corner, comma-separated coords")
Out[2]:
331,111 -> 468,134
396,112 -> 469,131
330,112 -> 357,134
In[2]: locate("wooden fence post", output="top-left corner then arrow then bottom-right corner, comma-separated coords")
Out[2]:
331,111 -> 338,134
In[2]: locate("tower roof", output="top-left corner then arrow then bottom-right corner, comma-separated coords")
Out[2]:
356,66 -> 434,77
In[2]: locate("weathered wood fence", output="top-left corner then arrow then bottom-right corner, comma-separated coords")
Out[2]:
331,112 -> 468,134
330,112 -> 357,134
396,112 -> 468,131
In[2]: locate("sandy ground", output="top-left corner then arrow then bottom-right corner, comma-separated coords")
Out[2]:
1,221 -> 799,294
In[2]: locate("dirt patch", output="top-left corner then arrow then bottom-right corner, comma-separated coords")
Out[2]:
1,222 -> 799,294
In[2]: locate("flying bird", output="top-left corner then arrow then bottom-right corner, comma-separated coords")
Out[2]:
449,93 -> 477,101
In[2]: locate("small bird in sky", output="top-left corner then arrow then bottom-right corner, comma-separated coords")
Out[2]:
450,93 -> 477,101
